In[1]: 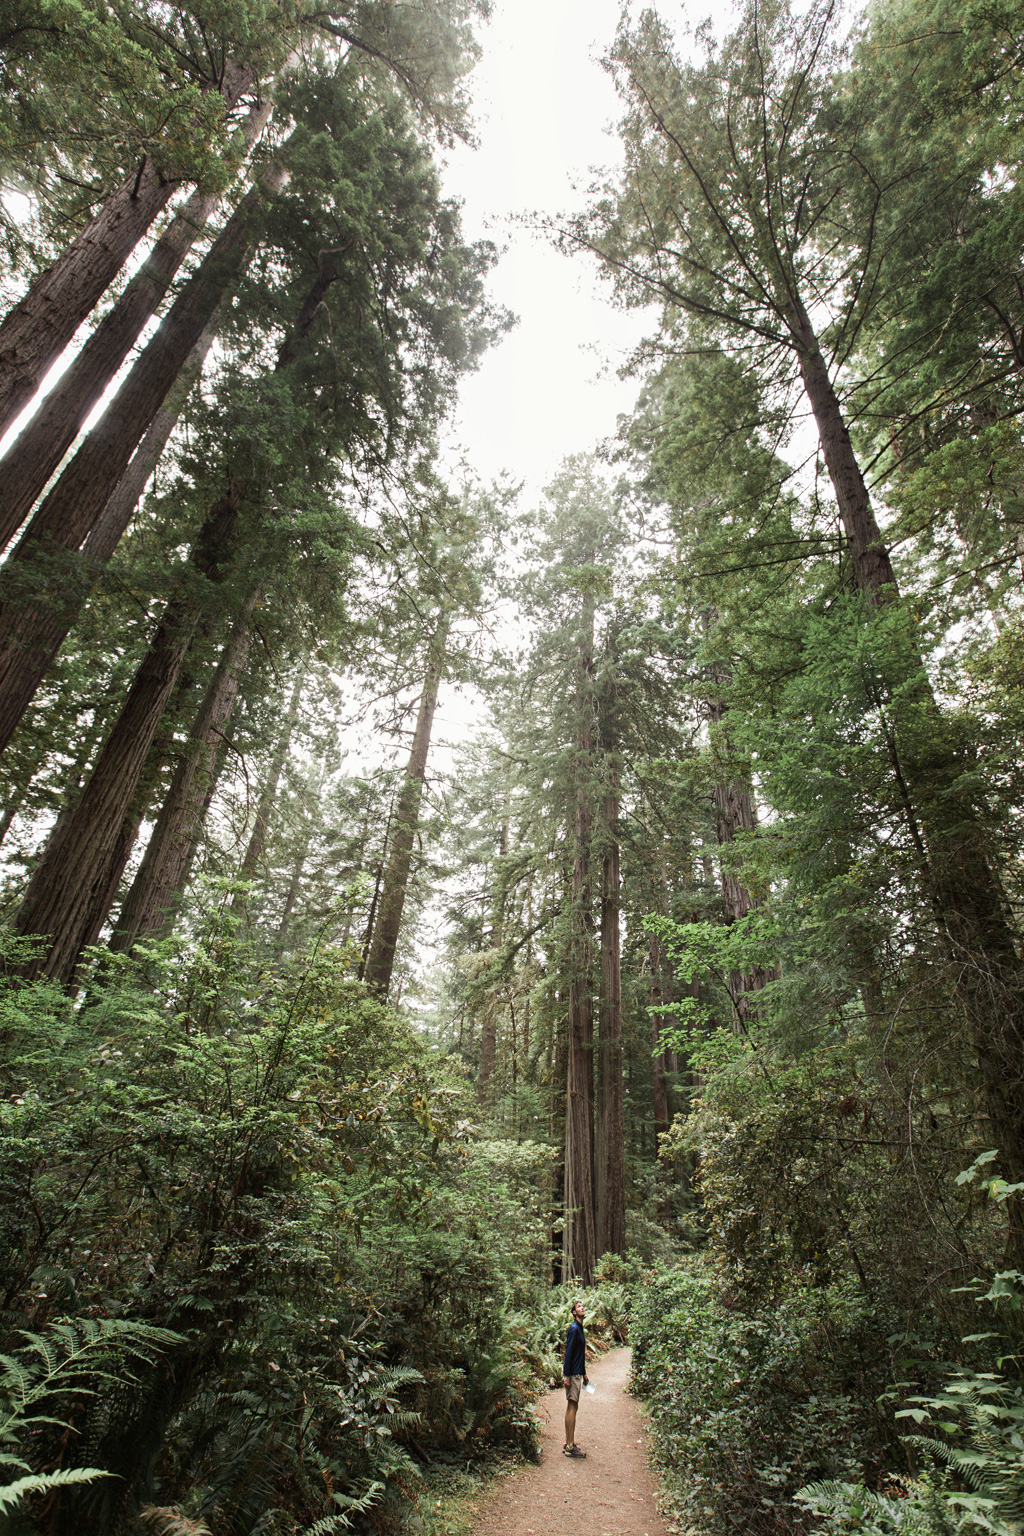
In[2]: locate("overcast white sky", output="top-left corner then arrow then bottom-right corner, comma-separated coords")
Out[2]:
438,0 -> 656,499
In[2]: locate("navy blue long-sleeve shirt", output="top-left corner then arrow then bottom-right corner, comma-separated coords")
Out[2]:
563,1316 -> 586,1377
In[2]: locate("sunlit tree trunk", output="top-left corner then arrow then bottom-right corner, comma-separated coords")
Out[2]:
0,162 -> 286,571
0,97 -> 271,543
0,61 -> 255,438
0,323 -> 216,756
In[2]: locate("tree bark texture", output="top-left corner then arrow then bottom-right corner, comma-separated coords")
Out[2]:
0,323 -> 217,758
563,592 -> 597,1286
0,96 -> 272,544
14,492 -> 240,981
0,61 -> 254,439
0,165 -> 283,572
597,674 -> 626,1259
363,616 -> 449,999
110,617 -> 252,951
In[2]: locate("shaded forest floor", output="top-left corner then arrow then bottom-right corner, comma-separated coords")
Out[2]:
466,1348 -> 671,1536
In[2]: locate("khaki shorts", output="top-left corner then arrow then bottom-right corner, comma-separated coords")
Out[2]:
565,1375 -> 583,1404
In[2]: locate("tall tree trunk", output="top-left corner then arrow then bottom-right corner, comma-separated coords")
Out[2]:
109,617 -> 252,951
0,97 -> 271,541
0,322 -> 216,757
0,61 -> 254,438
235,670 -> 305,889
0,162 -> 286,561
649,928 -> 671,1141
477,802 -> 510,1101
8,252 -> 332,981
13,493 -> 240,981
597,667 -> 626,1259
790,291 -> 1024,1259
363,616 -> 449,999
74,658 -> 208,958
563,592 -> 597,1286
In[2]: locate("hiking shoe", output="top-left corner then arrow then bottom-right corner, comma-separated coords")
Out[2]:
563,1444 -> 586,1458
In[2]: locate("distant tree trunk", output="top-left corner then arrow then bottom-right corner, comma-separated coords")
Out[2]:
0,61 -> 254,438
596,665 -> 625,1259
649,928 -> 671,1140
274,816 -> 316,961
235,670 -> 305,890
0,323 -> 216,757
551,993 -> 568,1287
563,590 -> 597,1286
109,617 -> 252,951
13,492 -> 240,981
477,802 -> 510,1101
363,616 -> 449,999
0,96 -> 271,541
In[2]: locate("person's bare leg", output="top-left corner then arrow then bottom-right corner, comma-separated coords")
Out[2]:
565,1399 -> 578,1448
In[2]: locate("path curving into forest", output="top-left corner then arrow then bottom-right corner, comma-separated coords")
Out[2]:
468,1347 -> 672,1536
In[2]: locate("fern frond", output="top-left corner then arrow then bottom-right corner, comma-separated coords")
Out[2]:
0,1466 -> 113,1516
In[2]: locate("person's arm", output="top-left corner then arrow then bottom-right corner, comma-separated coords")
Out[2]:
563,1325 -> 572,1386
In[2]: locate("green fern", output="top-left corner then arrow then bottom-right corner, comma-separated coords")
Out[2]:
0,1316 -> 183,1517
0,1466 -> 114,1517
303,1478 -> 385,1534
796,1478 -> 915,1534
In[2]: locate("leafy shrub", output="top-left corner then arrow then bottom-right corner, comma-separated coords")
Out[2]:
0,925 -> 547,1532
797,1358 -> 1024,1536
630,1262 -> 906,1536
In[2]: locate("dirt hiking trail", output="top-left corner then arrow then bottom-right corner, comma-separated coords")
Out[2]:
468,1346 -> 672,1536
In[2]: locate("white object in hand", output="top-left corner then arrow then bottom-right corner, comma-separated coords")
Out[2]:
584,1383 -> 596,1395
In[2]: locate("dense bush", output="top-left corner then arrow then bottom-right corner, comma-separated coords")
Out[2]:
0,920 -> 546,1534
630,1263 -> 908,1536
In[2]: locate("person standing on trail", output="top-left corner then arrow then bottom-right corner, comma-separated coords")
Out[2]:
562,1298 -> 589,1458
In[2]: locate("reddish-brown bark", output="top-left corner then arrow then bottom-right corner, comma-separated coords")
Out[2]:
0,96 -> 271,541
597,674 -> 625,1259
0,61 -> 254,438
14,491 -> 240,981
0,324 -> 216,756
110,618 -> 252,950
0,169 -> 282,564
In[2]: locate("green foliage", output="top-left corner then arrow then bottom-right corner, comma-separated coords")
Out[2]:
630,1263 -> 908,1536
797,1360 -> 1024,1536
0,914 -> 541,1531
